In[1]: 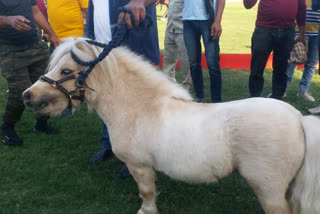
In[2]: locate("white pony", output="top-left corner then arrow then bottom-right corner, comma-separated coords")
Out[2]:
23,38 -> 320,214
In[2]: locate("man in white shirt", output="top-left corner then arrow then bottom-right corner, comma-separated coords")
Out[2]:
86,0 -> 160,178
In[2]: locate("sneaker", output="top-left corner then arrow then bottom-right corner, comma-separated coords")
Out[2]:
34,123 -> 60,134
297,91 -> 315,102
308,106 -> 320,114
0,125 -> 23,146
88,149 -> 113,164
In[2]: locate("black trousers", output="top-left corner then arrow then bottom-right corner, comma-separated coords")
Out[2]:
0,41 -> 50,124
249,26 -> 295,100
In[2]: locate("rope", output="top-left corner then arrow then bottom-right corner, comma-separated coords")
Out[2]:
71,7 -> 135,86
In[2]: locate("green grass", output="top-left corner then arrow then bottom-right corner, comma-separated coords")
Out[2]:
1,68 -> 320,213
1,2 -> 320,213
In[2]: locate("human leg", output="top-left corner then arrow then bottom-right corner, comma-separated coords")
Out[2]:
88,122 -> 113,164
163,30 -> 179,82
28,41 -> 59,134
286,63 -> 296,91
271,28 -> 295,99
201,21 -> 222,102
176,33 -> 191,89
183,20 -> 204,100
249,27 -> 273,97
299,36 -> 318,93
0,44 -> 32,145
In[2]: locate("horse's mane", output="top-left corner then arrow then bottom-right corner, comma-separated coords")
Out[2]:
48,37 -> 193,102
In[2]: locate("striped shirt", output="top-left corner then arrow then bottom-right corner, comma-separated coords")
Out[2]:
299,7 -> 320,36
294,0 -> 320,36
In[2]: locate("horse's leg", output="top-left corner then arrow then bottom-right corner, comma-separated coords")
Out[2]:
243,175 -> 291,214
255,190 -> 291,214
127,164 -> 158,214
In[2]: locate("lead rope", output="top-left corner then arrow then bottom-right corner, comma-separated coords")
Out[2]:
61,7 -> 152,117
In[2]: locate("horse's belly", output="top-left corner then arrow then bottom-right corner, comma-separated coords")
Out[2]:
151,136 -> 233,184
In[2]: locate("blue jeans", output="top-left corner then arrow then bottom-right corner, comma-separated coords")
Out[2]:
102,123 -> 112,150
249,26 -> 295,100
287,36 -> 319,92
183,20 -> 222,102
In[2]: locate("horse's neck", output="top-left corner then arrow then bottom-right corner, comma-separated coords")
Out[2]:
88,66 -> 162,124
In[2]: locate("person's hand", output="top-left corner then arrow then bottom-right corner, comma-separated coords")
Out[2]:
4,16 -> 31,31
211,21 -> 222,40
295,34 -> 306,45
118,0 -> 146,28
42,33 -> 50,42
49,34 -> 60,47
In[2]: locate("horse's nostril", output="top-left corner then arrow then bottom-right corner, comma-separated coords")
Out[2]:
23,91 -> 32,101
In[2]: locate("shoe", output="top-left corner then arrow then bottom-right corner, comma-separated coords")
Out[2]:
308,106 -> 320,114
34,123 -> 59,134
297,91 -> 315,102
88,149 -> 113,164
267,93 -> 287,99
120,164 -> 131,178
0,124 -> 23,146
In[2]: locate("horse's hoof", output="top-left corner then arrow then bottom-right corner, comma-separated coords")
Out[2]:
137,208 -> 159,214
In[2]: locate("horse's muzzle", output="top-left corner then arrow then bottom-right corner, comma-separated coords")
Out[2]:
23,90 -> 48,111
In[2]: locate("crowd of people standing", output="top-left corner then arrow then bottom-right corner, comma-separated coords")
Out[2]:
0,0 -> 319,178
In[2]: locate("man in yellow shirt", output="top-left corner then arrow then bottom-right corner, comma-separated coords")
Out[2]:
46,0 -> 88,40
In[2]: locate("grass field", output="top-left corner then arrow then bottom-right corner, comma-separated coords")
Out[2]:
0,2 -> 320,214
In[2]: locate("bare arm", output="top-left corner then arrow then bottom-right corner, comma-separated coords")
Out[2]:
118,0 -> 158,28
243,0 -> 257,9
82,8 -> 88,24
32,5 -> 60,47
211,0 -> 225,40
296,25 -> 306,44
295,0 -> 306,43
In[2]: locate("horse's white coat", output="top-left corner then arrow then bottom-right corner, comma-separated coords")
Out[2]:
24,38 -> 320,214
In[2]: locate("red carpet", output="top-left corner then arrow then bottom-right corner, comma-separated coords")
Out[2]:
159,53 -> 310,69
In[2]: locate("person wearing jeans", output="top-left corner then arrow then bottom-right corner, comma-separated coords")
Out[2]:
244,0 -> 306,100
85,0 -> 160,178
287,36 -> 319,101
286,0 -> 320,102
249,26 -> 296,99
183,0 -> 225,103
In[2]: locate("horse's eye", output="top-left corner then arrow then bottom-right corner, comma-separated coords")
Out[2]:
61,69 -> 73,75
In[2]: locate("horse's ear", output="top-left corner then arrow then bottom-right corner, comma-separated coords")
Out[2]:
75,41 -> 96,59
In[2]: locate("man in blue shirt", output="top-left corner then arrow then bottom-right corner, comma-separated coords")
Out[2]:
183,0 -> 225,103
85,0 -> 160,178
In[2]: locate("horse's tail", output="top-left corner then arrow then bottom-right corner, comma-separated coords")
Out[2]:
288,115 -> 320,214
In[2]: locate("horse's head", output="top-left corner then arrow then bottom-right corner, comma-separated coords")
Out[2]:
23,38 -> 98,117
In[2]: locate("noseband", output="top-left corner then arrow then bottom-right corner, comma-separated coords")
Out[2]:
39,73 -> 85,117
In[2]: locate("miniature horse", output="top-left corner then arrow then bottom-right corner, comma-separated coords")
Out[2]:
23,38 -> 320,214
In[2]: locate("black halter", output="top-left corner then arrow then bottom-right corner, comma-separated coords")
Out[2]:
39,7 -> 152,117
39,73 -> 85,117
